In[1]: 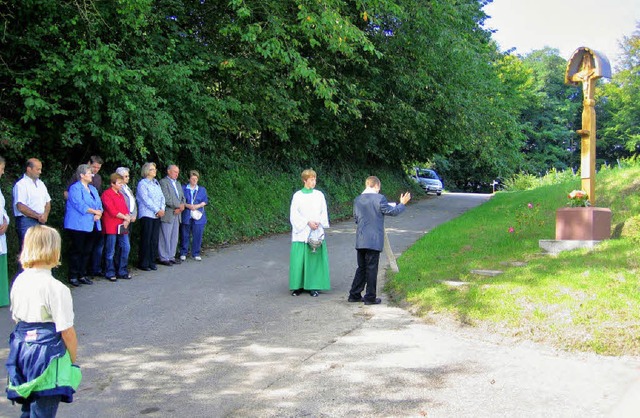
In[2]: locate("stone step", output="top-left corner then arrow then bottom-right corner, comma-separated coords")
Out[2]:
439,280 -> 470,287
470,269 -> 503,277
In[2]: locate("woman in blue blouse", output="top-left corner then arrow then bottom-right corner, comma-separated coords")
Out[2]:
180,170 -> 208,261
136,162 -> 165,271
64,164 -> 103,287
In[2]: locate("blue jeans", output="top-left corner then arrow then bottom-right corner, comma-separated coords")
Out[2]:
20,395 -> 61,418
180,221 -> 205,257
15,216 -> 39,274
104,234 -> 130,277
15,216 -> 39,252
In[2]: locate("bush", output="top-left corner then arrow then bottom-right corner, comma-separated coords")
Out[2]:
504,168 -> 579,191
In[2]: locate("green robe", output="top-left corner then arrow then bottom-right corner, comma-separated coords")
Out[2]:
0,254 -> 8,307
289,241 -> 330,290
289,187 -> 330,290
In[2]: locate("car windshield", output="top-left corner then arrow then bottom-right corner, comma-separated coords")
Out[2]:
417,169 -> 438,180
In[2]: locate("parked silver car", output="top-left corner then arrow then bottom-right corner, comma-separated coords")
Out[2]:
412,168 -> 443,195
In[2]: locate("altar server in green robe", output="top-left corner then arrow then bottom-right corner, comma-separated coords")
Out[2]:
289,169 -> 330,297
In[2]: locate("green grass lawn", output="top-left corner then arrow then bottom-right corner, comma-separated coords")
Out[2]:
387,163 -> 640,355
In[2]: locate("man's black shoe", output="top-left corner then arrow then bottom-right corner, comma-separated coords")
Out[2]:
363,298 -> 381,305
348,296 -> 363,302
310,290 -> 319,297
118,274 -> 133,280
291,289 -> 303,296
138,266 -> 151,271
69,278 -> 80,287
158,260 -> 172,266
150,265 -> 158,270
78,277 -> 93,285
172,258 -> 181,265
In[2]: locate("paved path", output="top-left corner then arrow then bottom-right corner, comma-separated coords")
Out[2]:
0,193 -> 638,417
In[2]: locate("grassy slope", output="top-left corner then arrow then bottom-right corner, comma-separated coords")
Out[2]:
387,164 -> 640,355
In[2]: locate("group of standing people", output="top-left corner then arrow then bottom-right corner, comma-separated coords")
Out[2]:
64,159 -> 209,284
0,156 -> 210,292
62,157 -> 140,285
0,155 -> 210,417
135,163 -> 209,272
288,170 -> 411,304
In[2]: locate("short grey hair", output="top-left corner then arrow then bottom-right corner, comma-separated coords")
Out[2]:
76,164 -> 91,178
116,167 -> 130,176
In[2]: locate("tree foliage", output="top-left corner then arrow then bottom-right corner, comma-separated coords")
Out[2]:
0,0 -> 530,186
1,0 -> 637,194
516,48 -> 582,175
601,23 -> 640,160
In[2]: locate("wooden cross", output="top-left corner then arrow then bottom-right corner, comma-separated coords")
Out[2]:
564,47 -> 611,205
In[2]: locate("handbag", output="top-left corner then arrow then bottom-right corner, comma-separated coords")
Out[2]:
189,188 -> 203,220
307,228 -> 325,252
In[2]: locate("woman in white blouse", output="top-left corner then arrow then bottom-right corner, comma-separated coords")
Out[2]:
288,169 -> 330,297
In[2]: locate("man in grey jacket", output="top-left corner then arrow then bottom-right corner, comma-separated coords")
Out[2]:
158,165 -> 185,265
348,176 -> 411,305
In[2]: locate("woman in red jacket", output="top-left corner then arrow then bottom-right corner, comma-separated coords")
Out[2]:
101,173 -> 132,282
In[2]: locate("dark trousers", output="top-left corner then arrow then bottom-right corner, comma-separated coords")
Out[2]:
66,229 -> 97,280
90,229 -> 104,276
349,249 -> 381,302
138,217 -> 160,269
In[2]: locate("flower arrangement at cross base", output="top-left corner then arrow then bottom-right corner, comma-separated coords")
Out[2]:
566,190 -> 590,207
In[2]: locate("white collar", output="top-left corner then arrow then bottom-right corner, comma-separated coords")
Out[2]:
362,187 -> 378,194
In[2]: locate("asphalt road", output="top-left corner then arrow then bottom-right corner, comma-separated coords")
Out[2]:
0,192 -> 638,418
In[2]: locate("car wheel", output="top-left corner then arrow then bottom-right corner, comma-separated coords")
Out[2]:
436,191 -> 442,196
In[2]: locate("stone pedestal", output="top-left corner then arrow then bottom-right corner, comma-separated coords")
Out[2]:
555,207 -> 612,240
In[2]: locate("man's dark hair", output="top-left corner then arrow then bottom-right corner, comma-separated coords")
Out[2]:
89,155 -> 104,165
25,158 -> 39,169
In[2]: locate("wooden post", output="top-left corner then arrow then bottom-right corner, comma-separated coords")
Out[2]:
383,228 -> 398,273
565,48 -> 611,206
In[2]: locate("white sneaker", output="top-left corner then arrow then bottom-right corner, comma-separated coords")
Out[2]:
194,256 -> 202,261
180,255 -> 186,261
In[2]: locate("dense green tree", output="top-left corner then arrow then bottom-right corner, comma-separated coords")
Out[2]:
518,48 -> 582,175
0,0 -> 531,187
600,24 -> 640,160
355,0 -> 527,189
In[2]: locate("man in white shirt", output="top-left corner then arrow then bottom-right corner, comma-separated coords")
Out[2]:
13,158 -> 51,253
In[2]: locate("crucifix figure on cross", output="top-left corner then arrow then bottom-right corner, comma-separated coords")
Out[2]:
564,47 -> 611,205
571,53 -> 596,99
